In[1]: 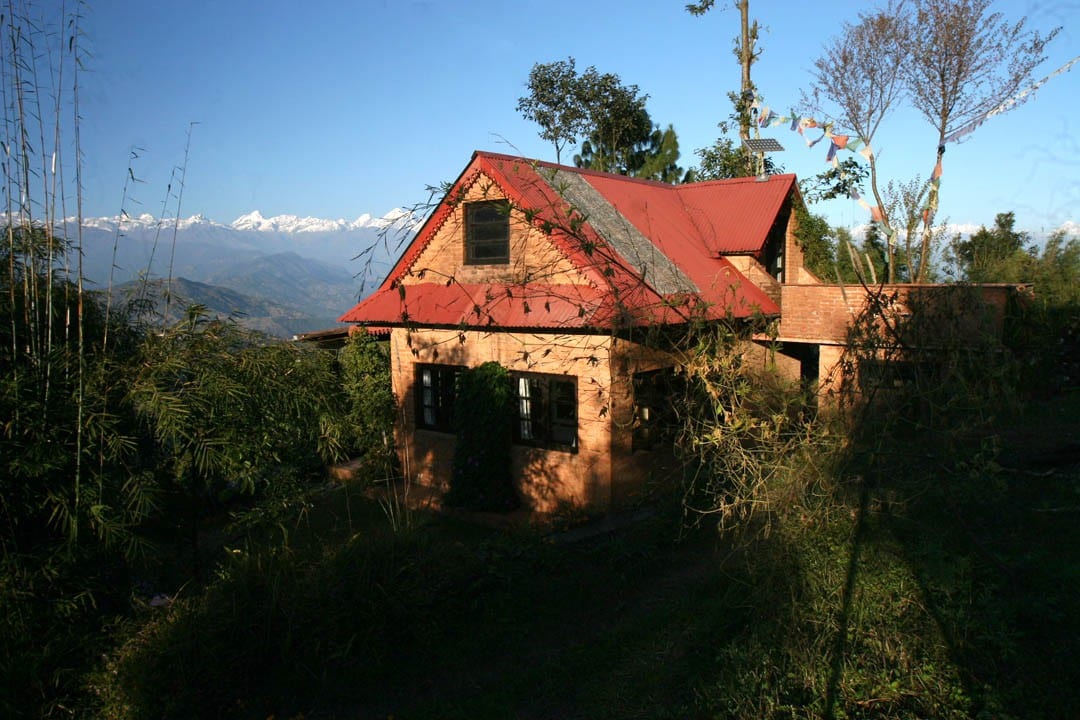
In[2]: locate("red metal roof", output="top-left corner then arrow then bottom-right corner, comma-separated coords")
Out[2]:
338,277 -> 770,330
579,168 -> 796,255
340,151 -> 790,331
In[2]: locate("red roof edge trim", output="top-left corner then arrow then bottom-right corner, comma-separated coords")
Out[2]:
384,168 -> 483,287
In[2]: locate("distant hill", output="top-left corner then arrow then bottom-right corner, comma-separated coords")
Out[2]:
207,251 -> 359,319
110,276 -> 343,338
74,209 -> 417,336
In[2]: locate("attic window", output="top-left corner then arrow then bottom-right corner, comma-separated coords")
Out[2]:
464,200 -> 510,265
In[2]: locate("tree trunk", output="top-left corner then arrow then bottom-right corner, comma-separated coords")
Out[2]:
916,143 -> 945,283
738,0 -> 754,176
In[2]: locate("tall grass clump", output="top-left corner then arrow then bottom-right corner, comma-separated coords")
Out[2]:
0,5 -> 372,712
671,284 -> 1079,719
0,4 -> 155,715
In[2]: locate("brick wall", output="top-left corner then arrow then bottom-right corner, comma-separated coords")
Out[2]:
399,172 -> 586,288
777,284 -> 863,344
778,283 -> 1017,346
776,283 -> 1021,394
389,328 -> 679,512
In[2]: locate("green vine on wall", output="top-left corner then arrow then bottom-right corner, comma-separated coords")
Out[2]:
447,362 -> 518,512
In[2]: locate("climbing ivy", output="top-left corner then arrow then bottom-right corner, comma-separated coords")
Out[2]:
447,362 -> 518,512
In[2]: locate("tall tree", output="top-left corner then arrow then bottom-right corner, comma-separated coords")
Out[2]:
635,124 -> 691,183
572,67 -> 652,175
950,211 -> 1030,282
518,61 -> 688,181
805,4 -> 908,281
516,58 -> 588,164
904,0 -> 1059,282
687,0 -> 761,176
949,214 -> 1080,307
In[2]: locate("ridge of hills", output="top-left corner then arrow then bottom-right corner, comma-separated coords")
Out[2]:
79,211 -> 413,337
111,276 -> 332,339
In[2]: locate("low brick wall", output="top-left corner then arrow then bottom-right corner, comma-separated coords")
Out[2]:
778,283 -> 1022,346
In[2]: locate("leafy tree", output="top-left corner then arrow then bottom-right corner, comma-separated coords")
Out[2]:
693,134 -> 781,181
792,207 -> 836,280
949,212 -> 1030,283
944,210 -> 1080,302
572,67 -> 653,176
1031,230 -> 1080,308
832,226 -> 860,282
634,124 -> 694,183
799,157 -> 868,204
518,60 -> 689,181
340,329 -> 395,467
516,58 -> 588,164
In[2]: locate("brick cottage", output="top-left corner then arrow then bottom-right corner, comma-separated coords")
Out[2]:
340,151 -> 1020,512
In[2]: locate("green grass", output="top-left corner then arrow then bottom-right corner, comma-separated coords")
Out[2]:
93,403 -> 1080,719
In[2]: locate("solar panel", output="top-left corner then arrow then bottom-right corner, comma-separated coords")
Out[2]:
742,137 -> 785,153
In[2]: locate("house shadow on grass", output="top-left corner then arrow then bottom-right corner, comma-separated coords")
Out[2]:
807,288 -> 1080,719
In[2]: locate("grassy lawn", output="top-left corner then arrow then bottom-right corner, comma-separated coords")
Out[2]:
96,394 -> 1080,719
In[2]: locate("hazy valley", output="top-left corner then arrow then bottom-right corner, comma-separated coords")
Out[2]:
78,210 -> 411,336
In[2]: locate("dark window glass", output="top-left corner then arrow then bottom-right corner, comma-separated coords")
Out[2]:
416,364 -> 462,432
632,368 -> 679,452
465,201 -> 510,264
858,358 -> 935,392
513,373 -> 577,451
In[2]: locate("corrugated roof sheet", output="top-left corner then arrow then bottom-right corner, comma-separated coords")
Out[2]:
338,279 -> 770,330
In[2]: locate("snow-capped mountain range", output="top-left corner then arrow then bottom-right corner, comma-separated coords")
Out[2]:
80,208 -> 418,235
73,209 -> 418,337
46,211 -> 1080,339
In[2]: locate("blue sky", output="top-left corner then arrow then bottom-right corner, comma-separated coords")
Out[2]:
72,0 -> 1078,234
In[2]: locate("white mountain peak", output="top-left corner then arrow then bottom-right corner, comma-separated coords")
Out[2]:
227,209 -> 418,233
71,208 -> 421,235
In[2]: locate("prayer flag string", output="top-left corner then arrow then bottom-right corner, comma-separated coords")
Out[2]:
747,52 -> 1076,235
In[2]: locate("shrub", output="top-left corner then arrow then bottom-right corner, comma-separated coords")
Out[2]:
339,329 -> 396,465
447,361 -> 517,512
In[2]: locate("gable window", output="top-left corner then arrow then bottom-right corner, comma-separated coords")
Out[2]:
513,373 -> 577,451
464,200 -> 510,265
416,364 -> 461,432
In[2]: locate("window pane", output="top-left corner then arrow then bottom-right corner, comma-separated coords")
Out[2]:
465,201 -> 509,264
472,241 -> 507,260
417,364 -> 461,432
552,381 -> 576,421
511,373 -> 576,450
550,424 -> 576,447
518,377 -> 534,439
